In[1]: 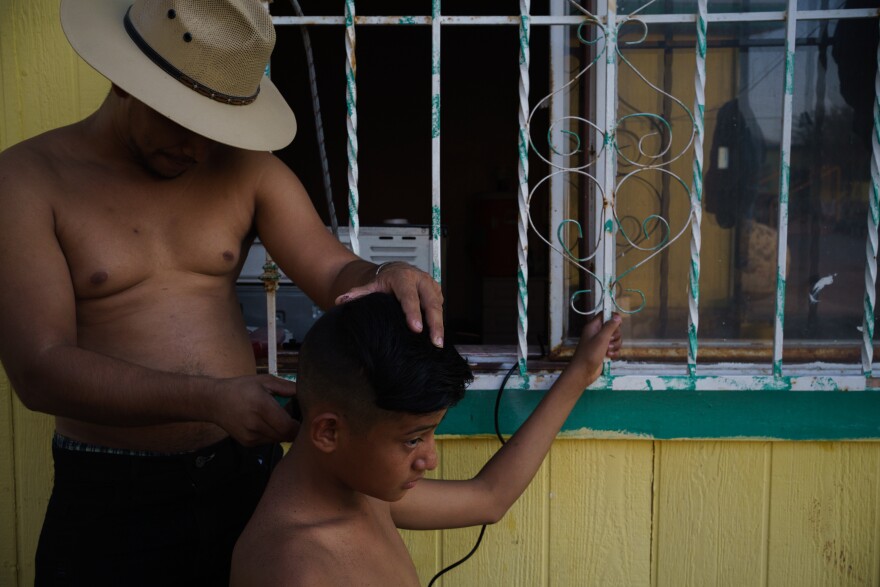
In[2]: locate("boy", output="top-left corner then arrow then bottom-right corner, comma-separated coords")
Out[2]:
231,293 -> 622,586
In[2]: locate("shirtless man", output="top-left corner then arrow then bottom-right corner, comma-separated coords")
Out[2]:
230,293 -> 622,586
0,1 -> 442,584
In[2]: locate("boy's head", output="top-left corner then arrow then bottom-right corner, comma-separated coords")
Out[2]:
296,293 -> 472,501
297,292 -> 473,429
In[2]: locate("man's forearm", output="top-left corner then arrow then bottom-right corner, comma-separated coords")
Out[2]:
328,258 -> 380,301
9,343 -> 215,426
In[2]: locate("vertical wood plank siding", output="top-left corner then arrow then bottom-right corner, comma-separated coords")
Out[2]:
1,3 -> 106,584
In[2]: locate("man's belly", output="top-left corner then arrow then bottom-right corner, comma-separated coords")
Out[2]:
67,284 -> 261,452
77,283 -> 257,376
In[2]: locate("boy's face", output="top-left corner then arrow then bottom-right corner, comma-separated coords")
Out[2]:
344,408 -> 447,502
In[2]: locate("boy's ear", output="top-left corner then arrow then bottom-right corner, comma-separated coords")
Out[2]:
310,412 -> 341,453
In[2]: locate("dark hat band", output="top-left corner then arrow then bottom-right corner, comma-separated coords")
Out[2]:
123,7 -> 260,106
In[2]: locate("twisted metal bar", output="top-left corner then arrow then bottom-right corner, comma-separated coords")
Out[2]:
431,0 -> 442,283
345,0 -> 360,256
290,0 -> 338,236
517,0 -> 531,380
861,18 -> 880,376
687,0 -> 708,377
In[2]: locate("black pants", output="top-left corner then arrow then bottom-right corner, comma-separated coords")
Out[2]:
35,436 -> 282,586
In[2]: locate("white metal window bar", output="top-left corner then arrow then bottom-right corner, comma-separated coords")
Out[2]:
266,2 -> 880,392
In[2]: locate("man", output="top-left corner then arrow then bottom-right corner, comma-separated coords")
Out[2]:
230,293 -> 622,586
0,1 -> 442,584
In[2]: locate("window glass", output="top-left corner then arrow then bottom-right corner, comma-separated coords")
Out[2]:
782,17 -> 877,342
271,13 -> 553,348
268,2 -> 877,358
798,0 -> 872,10
559,20 -> 785,341
617,1 -> 790,15
560,12 -> 878,348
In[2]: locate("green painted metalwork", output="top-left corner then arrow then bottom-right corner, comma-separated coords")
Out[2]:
861,18 -> 880,376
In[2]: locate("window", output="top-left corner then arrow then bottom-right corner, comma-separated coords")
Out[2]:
250,0 -> 880,396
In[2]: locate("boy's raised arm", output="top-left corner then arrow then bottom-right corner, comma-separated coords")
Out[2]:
390,314 -> 622,531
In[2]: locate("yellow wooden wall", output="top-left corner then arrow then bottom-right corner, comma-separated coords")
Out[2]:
2,3 -> 880,586
399,440 -> 880,587
1,2 -> 109,585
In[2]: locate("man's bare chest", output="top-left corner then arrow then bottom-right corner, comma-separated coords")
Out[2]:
54,176 -> 255,299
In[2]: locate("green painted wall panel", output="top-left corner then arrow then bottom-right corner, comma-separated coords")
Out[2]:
439,388 -> 880,440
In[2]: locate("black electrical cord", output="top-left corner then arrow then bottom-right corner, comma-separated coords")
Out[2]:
426,363 -> 518,587
425,524 -> 486,587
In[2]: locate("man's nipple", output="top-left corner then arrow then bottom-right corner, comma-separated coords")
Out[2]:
222,250 -> 235,262
90,270 -> 109,286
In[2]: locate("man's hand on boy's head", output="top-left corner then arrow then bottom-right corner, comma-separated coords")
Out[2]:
335,262 -> 445,348
569,313 -> 623,384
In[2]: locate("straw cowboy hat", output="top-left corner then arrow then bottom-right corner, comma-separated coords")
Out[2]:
61,0 -> 297,151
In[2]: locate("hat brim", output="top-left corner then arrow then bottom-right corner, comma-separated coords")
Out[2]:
61,0 -> 297,151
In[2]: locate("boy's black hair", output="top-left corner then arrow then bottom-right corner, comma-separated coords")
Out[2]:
298,292 -> 472,417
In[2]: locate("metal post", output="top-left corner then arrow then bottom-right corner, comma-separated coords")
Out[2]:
687,0 -> 708,377
345,0 -> 361,256
772,0 -> 797,378
861,18 -> 880,376
517,0 -> 531,380
431,0 -> 442,283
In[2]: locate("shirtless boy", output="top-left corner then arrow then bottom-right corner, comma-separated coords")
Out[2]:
0,1 -> 441,584
231,293 -> 622,586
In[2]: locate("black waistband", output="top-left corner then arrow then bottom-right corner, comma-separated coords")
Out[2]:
52,432 -> 190,457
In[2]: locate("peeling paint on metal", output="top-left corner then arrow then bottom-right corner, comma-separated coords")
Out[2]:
784,50 -> 795,95
809,273 -> 837,304
431,94 -> 441,138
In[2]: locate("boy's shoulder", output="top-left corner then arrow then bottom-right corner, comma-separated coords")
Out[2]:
232,510 -> 351,586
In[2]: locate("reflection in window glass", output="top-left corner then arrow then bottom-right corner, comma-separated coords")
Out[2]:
618,0 -> 790,15
798,0 -> 874,11
783,17 -> 878,342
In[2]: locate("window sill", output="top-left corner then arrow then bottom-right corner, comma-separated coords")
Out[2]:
266,350 -> 880,441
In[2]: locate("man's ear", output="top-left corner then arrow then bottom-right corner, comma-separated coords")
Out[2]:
310,412 -> 341,453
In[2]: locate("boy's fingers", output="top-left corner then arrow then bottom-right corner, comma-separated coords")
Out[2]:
586,314 -> 620,335
582,314 -> 604,339
596,316 -> 622,345
590,317 -> 622,360
609,330 -> 623,351
576,315 -> 621,364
